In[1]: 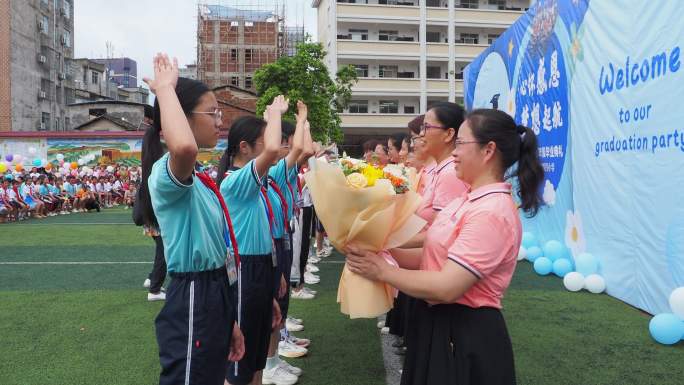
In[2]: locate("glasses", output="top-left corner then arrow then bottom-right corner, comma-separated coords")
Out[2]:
192,108 -> 223,122
410,135 -> 425,146
454,139 -> 485,147
419,122 -> 448,136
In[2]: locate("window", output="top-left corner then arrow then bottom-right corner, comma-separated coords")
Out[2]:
459,33 -> 479,44
379,30 -> 398,41
55,118 -> 60,131
245,49 -> 253,62
41,113 -> 50,130
40,0 -> 48,7
63,31 -> 71,47
230,48 -> 238,60
404,105 -> 416,114
231,76 -> 239,86
89,108 -> 106,117
245,76 -> 253,89
488,0 -> 506,9
427,66 -> 442,79
426,31 -> 441,43
354,64 -> 368,78
488,34 -> 500,44
379,65 -> 398,78
349,29 -> 368,41
91,71 -> 99,85
65,117 -> 70,130
348,100 -> 368,114
379,100 -> 399,114
62,0 -> 71,18
40,15 -> 49,34
458,0 -> 479,9
426,0 -> 443,6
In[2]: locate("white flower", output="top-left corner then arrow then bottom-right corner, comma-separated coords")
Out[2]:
505,87 -> 516,118
565,210 -> 586,258
542,179 -> 556,206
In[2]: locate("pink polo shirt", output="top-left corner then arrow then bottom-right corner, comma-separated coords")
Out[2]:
421,182 -> 521,309
415,157 -> 467,225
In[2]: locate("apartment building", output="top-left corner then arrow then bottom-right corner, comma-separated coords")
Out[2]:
313,0 -> 530,140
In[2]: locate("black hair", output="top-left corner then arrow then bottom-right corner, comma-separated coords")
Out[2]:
362,139 -> 378,154
389,133 -> 409,151
282,120 -> 295,141
429,102 -> 465,140
466,109 -> 545,217
216,115 -> 267,185
408,115 -> 424,135
139,77 -> 211,227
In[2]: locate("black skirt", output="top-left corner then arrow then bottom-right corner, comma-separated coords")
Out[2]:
401,301 -> 516,385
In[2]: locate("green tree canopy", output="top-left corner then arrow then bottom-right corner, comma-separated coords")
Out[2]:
254,42 -> 357,143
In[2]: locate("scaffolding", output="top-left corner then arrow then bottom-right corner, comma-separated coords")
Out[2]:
197,1 -> 302,91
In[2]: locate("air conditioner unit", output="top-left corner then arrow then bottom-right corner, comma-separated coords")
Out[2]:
38,90 -> 47,99
38,54 -> 47,63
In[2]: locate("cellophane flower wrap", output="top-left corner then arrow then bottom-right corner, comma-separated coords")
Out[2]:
305,157 -> 426,318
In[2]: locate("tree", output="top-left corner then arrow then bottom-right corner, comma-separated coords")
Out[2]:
254,41 -> 357,143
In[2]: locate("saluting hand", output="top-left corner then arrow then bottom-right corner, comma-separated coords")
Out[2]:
142,53 -> 178,95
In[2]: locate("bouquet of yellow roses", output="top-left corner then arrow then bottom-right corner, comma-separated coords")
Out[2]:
305,157 -> 425,318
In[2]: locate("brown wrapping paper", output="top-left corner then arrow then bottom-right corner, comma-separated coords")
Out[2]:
305,159 -> 426,318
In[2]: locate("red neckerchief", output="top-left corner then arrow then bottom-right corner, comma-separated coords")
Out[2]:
260,186 -> 277,239
267,179 -> 290,233
196,172 -> 240,266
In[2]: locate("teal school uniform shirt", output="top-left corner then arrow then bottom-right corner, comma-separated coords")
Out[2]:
148,152 -> 227,273
219,159 -> 271,256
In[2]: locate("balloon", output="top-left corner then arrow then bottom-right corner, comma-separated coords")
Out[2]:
553,258 -> 573,278
70,162 -> 78,170
15,163 -> 23,172
0,162 -> 6,173
575,253 -> 599,276
28,147 -> 36,155
543,240 -> 565,262
5,173 -> 13,180
13,154 -> 22,163
533,257 -> 553,275
522,232 -> 537,249
584,274 -> 606,294
649,313 -> 684,345
4,154 -> 12,162
106,165 -> 114,173
526,246 -> 543,262
669,287 -> 684,320
33,158 -> 41,167
517,246 -> 527,261
45,163 -> 52,170
563,272 -> 585,292
56,153 -> 64,161
77,159 -> 85,166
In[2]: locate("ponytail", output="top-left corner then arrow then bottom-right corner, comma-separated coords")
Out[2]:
466,109 -> 544,217
216,115 -> 267,186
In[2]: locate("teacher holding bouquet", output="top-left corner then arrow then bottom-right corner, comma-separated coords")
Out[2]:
345,109 -> 545,385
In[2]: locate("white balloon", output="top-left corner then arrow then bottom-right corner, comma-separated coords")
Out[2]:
78,159 -> 85,166
517,246 -> 527,261
584,274 -> 606,294
669,287 -> 684,320
563,272 -> 585,292
28,147 -> 37,155
56,153 -> 64,161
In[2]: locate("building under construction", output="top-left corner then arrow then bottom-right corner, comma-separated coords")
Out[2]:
197,2 -> 304,92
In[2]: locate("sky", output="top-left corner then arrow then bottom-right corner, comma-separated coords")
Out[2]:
74,0 -> 317,93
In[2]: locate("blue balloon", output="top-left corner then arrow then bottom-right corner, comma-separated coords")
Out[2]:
5,154 -> 12,162
543,240 -> 565,262
4,173 -> 13,180
526,246 -> 543,262
533,257 -> 553,275
649,313 -> 684,345
553,258 -> 573,277
575,253 -> 599,276
33,158 -> 41,167
522,232 -> 537,249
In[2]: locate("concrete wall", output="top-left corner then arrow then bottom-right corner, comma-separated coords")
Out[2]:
0,0 -> 11,131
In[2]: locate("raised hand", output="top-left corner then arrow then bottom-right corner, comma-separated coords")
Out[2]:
267,95 -> 289,116
142,53 -> 178,95
296,100 -> 308,123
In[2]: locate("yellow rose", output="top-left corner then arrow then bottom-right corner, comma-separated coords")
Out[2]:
346,172 -> 368,189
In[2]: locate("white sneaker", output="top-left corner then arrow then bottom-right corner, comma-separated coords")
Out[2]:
278,340 -> 308,358
147,292 -> 166,301
377,320 -> 385,329
304,272 -> 320,285
286,316 -> 303,325
306,264 -> 319,273
291,289 -> 314,300
302,287 -> 317,296
262,364 -> 299,385
72,209 -> 78,213
307,256 -> 321,264
286,318 -> 304,332
380,326 -> 390,335
278,359 -> 303,376
143,278 -> 151,288
287,334 -> 310,349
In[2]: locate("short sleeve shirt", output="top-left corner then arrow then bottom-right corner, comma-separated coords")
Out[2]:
148,152 -> 228,273
220,160 -> 271,256
422,183 -> 521,309
416,157 -> 468,225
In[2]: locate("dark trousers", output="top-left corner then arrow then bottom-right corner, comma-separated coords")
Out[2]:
298,206 -> 314,285
149,235 -> 167,294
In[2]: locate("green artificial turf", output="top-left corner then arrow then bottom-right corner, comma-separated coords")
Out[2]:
1,208 -> 683,385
